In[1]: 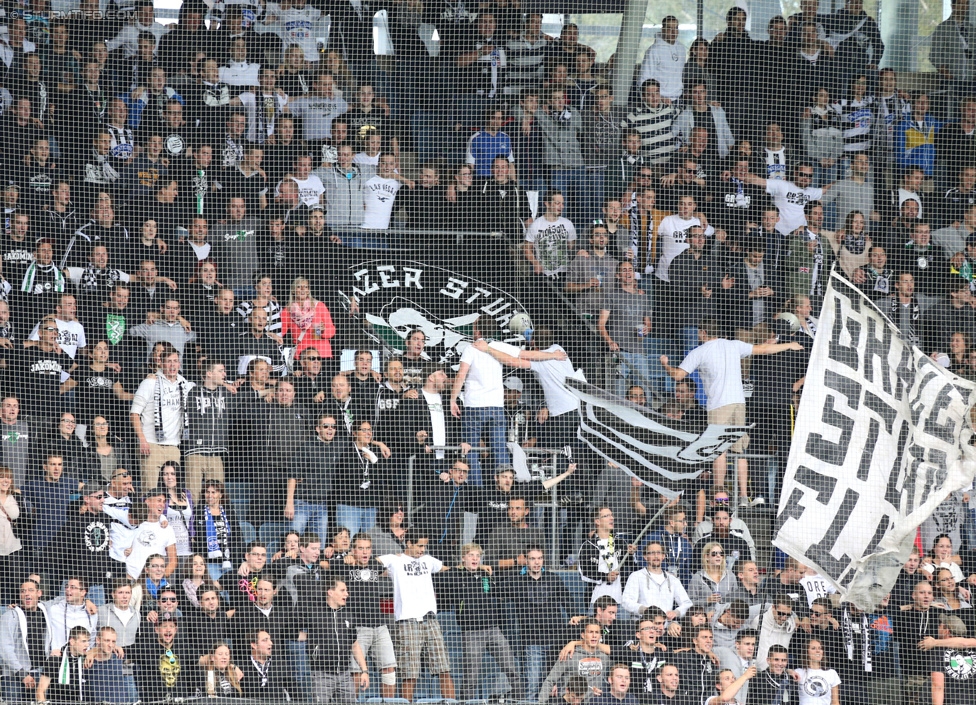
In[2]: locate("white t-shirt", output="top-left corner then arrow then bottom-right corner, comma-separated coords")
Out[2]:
124,519 -> 177,579
655,214 -> 714,281
421,389 -> 448,459
678,338 -> 753,410
377,553 -> 443,621
794,668 -> 841,705
798,573 -> 838,607
459,340 -> 521,408
529,345 -> 578,417
362,176 -> 401,229
290,174 -> 325,207
524,216 -> 577,276
130,375 -> 195,445
766,179 -> 824,236
29,318 -> 87,360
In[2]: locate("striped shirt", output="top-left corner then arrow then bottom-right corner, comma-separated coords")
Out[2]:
832,97 -> 876,153
504,35 -> 548,96
620,101 -> 678,165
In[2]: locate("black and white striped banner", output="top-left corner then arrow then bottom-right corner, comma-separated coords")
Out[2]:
774,271 -> 976,610
563,377 -> 749,496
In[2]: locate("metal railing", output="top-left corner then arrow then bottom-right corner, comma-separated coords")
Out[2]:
407,445 -> 573,561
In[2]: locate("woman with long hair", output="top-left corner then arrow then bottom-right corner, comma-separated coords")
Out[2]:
921,533 -> 966,583
85,416 -> 133,483
688,541 -> 737,606
0,466 -> 21,603
802,86 -> 843,189
181,554 -> 218,607
794,638 -> 841,705
832,209 -> 872,277
69,340 -> 133,445
280,277 -> 336,364
202,641 -> 243,697
933,567 -> 972,610
191,480 -> 244,582
161,461 -> 194,565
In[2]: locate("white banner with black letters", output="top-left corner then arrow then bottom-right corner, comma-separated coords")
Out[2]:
773,271 -> 976,610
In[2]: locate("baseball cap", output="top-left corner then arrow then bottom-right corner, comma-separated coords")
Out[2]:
503,377 -> 524,392
82,483 -> 107,497
141,487 -> 166,501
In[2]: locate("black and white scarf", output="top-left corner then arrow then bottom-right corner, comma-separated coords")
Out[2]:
841,607 -> 872,673
153,373 -> 188,442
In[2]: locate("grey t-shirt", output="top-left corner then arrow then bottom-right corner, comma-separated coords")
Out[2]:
567,251 -> 619,315
601,285 -> 652,353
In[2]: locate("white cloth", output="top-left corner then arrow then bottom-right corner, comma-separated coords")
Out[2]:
621,568 -> 693,619
766,179 -> 824,235
529,345 -> 578,416
655,214 -> 714,281
377,553 -> 443,621
290,174 -> 325,207
362,176 -> 401,229
638,38 -> 686,100
124,519 -> 176,579
421,389 -> 447,459
678,338 -> 753,410
459,341 -> 521,408
28,318 -> 86,360
130,375 -> 195,446
793,668 -> 841,705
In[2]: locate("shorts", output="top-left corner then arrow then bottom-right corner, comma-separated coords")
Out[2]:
395,616 -> 451,678
351,625 -> 397,671
708,403 -> 749,453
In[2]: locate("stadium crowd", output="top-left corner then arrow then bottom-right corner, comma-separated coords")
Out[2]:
0,0 -> 976,702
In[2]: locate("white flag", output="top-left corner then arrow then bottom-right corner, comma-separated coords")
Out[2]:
773,271 -> 976,610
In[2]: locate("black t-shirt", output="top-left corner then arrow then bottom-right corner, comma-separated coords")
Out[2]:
74,364 -> 122,427
42,654 -> 86,702
24,607 -> 48,668
931,647 -> 976,705
17,345 -> 70,418
610,643 -> 667,705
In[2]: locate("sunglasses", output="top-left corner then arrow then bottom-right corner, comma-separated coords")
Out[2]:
709,551 -> 725,557
164,649 -> 176,664
775,609 -> 792,618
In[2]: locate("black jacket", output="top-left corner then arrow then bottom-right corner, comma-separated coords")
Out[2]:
436,568 -> 503,632
185,385 -> 234,456
307,606 -> 358,674
238,654 -> 293,701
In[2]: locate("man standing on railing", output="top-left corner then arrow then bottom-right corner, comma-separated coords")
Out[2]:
450,314 -> 567,487
660,318 -> 803,506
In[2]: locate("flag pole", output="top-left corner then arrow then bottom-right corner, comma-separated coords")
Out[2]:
619,493 -> 682,570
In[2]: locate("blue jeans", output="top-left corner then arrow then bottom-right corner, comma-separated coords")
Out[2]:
643,336 -> 674,397
335,505 -> 377,536
524,645 -> 548,701
224,482 -> 253,520
615,350 -> 655,398
462,406 -> 509,487
292,501 -> 329,545
207,562 -> 229,583
551,167 -> 587,226
287,640 -> 313,702
123,674 -> 138,702
584,169 -> 606,224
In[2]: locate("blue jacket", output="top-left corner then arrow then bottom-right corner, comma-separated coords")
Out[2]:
636,530 -> 694,585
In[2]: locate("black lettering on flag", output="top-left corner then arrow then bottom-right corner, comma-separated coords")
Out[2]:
776,488 -> 807,524
804,488 -> 859,579
865,391 -> 897,434
924,384 -> 959,445
857,419 -> 880,481
885,422 -> 911,508
796,465 -> 837,505
828,297 -> 861,372
807,375 -> 858,465
863,317 -> 893,395
894,344 -> 915,402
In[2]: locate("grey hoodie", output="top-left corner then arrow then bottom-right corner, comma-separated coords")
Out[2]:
316,164 -> 366,229
0,603 -> 53,677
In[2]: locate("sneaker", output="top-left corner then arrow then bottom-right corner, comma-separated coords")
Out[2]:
739,496 -> 765,508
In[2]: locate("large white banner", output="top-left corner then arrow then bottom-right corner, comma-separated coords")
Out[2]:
773,271 -> 976,610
